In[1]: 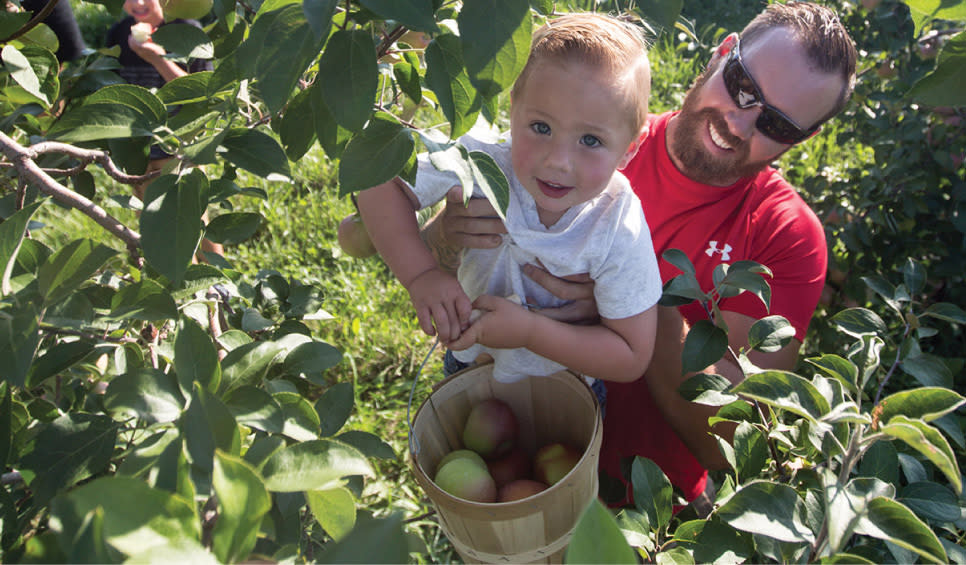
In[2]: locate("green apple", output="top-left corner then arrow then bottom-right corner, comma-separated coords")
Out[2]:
533,442 -> 581,486
160,0 -> 212,21
486,446 -> 531,488
434,457 -> 497,503
337,213 -> 377,259
435,449 -> 487,476
498,479 -> 547,502
462,398 -> 519,459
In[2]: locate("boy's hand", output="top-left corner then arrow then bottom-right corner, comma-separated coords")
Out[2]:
448,294 -> 534,351
407,268 -> 472,342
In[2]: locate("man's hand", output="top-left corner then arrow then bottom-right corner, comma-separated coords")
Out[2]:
521,263 -> 599,324
406,267 -> 473,342
440,187 -> 507,249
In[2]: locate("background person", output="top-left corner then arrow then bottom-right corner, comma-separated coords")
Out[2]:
422,1 -> 858,509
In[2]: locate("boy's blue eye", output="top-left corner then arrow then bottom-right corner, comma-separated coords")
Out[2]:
580,134 -> 602,148
531,122 -> 551,135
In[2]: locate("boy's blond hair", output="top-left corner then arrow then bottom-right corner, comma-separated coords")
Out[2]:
511,13 -> 652,135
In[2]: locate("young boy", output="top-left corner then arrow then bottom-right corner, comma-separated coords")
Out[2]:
357,13 -> 661,384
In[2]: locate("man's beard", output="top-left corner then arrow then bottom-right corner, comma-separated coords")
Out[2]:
670,70 -> 780,186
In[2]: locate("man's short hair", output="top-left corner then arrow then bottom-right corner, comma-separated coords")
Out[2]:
739,1 -> 858,125
511,13 -> 652,134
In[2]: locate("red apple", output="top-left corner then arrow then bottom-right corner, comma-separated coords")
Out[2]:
498,479 -> 547,502
462,398 -> 519,459
337,213 -> 377,258
533,442 -> 582,486
486,446 -> 531,487
434,457 -> 497,503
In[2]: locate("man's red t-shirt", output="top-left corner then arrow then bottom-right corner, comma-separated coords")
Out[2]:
599,111 -> 828,505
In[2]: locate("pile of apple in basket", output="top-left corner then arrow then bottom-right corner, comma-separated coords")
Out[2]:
432,398 -> 583,503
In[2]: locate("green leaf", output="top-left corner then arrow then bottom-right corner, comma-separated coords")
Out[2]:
630,457 -> 673,531
104,368 -> 186,424
278,86 -> 317,161
219,340 -> 285,394
661,272 -> 706,304
900,353 -> 954,388
469,150 -> 510,220
805,354 -> 858,395
157,71 -> 214,105
458,0 -> 531,99
565,498 -> 636,563
303,0 -> 337,37
0,200 -> 42,296
719,268 -> 771,311
26,339 -> 94,388
338,112 -> 415,195
425,33 -> 482,139
224,386 -> 285,433
0,383 -> 10,467
334,430 -> 396,460
211,451 -> 272,563
247,5 -> 325,113
48,85 -> 167,142
274,391 -> 321,441
316,382 -> 353,437
0,303 -> 40,387
37,238 -> 116,305
152,23 -> 213,60
716,480 -> 814,543
2,45 -> 48,105
635,0 -> 684,34
663,248 -> 696,275
858,441 -> 900,485
317,512 -> 408,563
124,539 -> 219,564
311,80 -> 352,159
877,387 -> 965,426
306,486 -> 356,542
831,307 -> 888,337
49,477 -> 200,559
317,29 -> 378,131
691,519 -> 755,564
899,481 -> 961,523
205,212 -> 262,245
922,302 -> 966,324
901,258 -> 926,294
280,340 -> 342,385
222,128 -> 292,178
677,372 -> 732,401
140,171 -> 204,287
656,545 -> 696,564
359,0 -> 438,32
108,278 -> 179,321
393,60 -> 422,104
747,315 -> 794,353
681,319 -> 727,375
19,413 -> 118,503
733,422 -> 768,482
855,497 -> 947,564
879,415 -> 961,493
261,438 -> 373,492
182,383 -> 241,472
732,370 -> 830,423
174,315 -> 221,393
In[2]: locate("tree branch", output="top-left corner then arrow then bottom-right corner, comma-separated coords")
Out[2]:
0,131 -> 143,264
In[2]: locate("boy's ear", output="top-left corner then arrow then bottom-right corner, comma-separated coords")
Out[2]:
617,126 -> 648,169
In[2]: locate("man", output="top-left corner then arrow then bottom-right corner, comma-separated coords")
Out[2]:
422,1 -> 857,507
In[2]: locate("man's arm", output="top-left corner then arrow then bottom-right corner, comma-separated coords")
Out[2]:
419,188 -> 505,273
643,305 -> 800,470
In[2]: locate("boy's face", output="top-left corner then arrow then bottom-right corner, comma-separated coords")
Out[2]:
124,0 -> 164,24
510,59 -> 644,227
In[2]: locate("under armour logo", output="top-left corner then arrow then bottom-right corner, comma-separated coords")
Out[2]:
705,241 -> 732,261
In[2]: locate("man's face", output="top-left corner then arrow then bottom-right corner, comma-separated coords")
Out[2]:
668,28 -> 845,187
510,58 -> 643,227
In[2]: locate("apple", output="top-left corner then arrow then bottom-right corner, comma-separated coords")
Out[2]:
433,457 -> 497,503
337,213 -> 377,258
533,442 -> 582,486
435,449 -> 487,476
130,22 -> 153,45
462,398 -> 519,459
160,0 -> 213,21
486,446 -> 531,487
498,479 -> 547,502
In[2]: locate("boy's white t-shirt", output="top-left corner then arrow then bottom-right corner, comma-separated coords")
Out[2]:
405,134 -> 662,382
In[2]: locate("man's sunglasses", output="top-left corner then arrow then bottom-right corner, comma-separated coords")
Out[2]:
722,39 -> 819,145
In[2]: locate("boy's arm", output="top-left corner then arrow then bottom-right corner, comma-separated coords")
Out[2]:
356,179 -> 472,341
450,295 -> 657,383
128,32 -> 188,83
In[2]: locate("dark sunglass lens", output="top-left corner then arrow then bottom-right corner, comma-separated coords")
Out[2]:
757,109 -> 805,144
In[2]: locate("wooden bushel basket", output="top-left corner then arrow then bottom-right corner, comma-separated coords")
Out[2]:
409,362 -> 603,564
